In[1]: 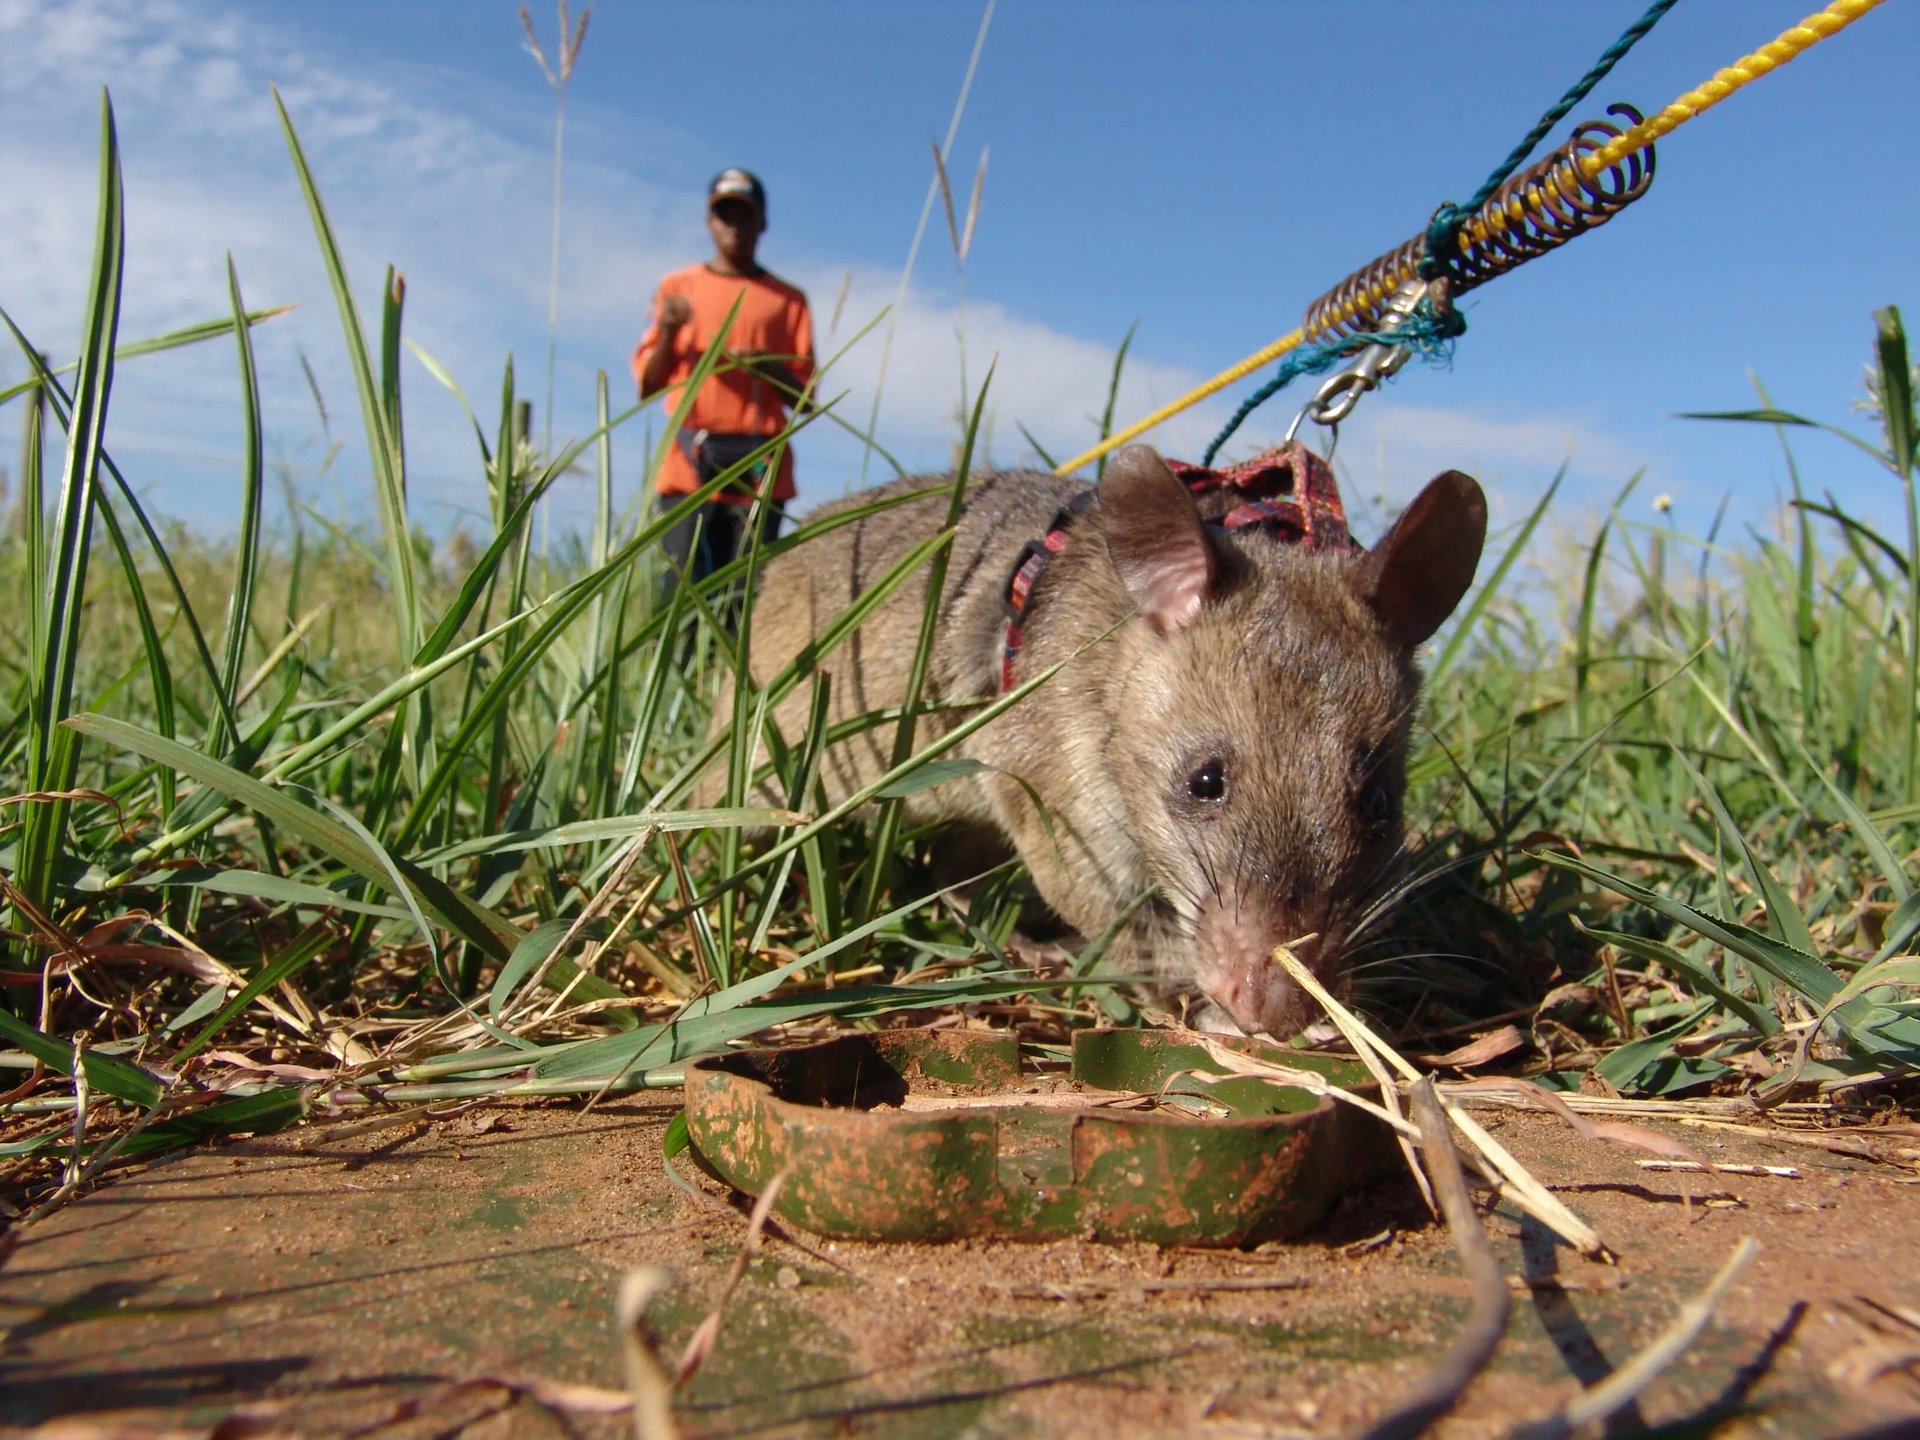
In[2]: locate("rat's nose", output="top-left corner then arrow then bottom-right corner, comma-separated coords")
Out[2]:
1201,941 -> 1325,1039
1202,960 -> 1289,1040
1195,896 -> 1336,1040
1208,970 -> 1252,1028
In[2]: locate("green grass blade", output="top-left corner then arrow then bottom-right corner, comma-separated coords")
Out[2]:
3,336 -> 242,750
1874,307 -> 1920,804
1777,403 -> 1821,739
1015,422 -> 1057,471
175,920 -> 334,1062
65,713 -> 519,959
1679,407 -> 1891,469
272,87 -> 419,664
1873,306 -> 1916,479
528,974 -> 1071,1085
403,335 -> 492,464
102,595 -> 548,882
488,918 -> 575,1020
1503,634 -> 1712,836
119,1088 -> 309,1159
1574,470 -> 1641,732
0,305 -> 293,409
1592,1000 -> 1719,1094
12,94 -> 124,958
858,366 -> 993,923
1430,463 -> 1562,685
313,790 -> 440,965
0,1007 -> 160,1107
747,675 -> 832,955
152,866 -> 412,920
417,807 -> 794,865
1794,740 -> 1913,906
1539,852 -> 1836,1002
1574,919 -> 1779,1038
1094,321 -> 1137,481
1795,500 -> 1909,578
85,490 -> 178,813
215,255 -> 266,760
18,364 -> 46,628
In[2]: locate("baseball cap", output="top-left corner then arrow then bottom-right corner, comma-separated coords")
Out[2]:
707,168 -> 767,218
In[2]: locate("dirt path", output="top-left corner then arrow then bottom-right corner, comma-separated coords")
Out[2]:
3,1098 -> 1919,1438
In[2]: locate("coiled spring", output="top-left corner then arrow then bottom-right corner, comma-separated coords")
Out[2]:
1303,104 -> 1656,344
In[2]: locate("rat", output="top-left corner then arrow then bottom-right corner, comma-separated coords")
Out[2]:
710,443 -> 1487,1039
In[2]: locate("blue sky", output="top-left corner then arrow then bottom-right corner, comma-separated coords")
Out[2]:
3,0 -> 1916,552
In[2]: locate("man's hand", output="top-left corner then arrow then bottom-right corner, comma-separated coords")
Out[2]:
638,293 -> 692,401
658,293 -> 692,331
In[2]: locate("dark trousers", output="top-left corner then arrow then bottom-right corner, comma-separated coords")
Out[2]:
653,494 -> 784,635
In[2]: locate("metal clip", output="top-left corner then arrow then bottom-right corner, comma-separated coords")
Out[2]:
1284,281 -> 1428,455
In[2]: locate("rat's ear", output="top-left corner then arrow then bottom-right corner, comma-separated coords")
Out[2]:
1356,471 -> 1487,648
1099,446 -> 1219,634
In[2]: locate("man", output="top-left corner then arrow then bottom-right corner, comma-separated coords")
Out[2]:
632,168 -> 815,614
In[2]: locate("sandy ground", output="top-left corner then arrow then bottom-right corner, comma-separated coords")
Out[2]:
3,1091 -> 1920,1439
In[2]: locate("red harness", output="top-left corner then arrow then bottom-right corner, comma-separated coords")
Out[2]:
1000,442 -> 1359,691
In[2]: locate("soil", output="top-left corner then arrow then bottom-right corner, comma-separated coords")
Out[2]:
3,1090 -> 1920,1439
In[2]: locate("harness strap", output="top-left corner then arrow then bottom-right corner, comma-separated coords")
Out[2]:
1162,444 -> 1359,552
999,442 -> 1359,691
1000,489 -> 1099,691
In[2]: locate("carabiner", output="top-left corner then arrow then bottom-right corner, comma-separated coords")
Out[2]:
1283,282 -> 1431,458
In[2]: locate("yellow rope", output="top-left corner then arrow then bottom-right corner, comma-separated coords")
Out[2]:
1585,0 -> 1885,173
1050,326 -> 1308,474
1052,0 -> 1885,477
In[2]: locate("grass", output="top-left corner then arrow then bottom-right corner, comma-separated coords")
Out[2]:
0,94 -> 1915,1208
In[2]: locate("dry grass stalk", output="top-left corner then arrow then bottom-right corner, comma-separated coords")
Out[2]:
1443,1077 -> 1713,1168
299,1098 -> 480,1143
1674,1116 -> 1916,1164
1826,1296 -> 1920,1397
984,1274 -> 1306,1301
21,1059 -> 178,1225
1447,1090 -> 1771,1120
1509,1237 -> 1761,1440
518,0 -> 591,461
618,1265 -> 680,1440
502,827 -> 658,1028
236,602 -> 328,705
675,1166 -> 792,1385
1420,1024 -> 1526,1068
1272,935 -> 1436,1214
342,1375 -> 630,1437
1356,1078 -> 1512,1440
930,142 -> 959,260
1640,1160 -> 1799,1177
1267,942 -> 1610,1259
1192,1037 -> 1422,1137
960,151 -> 987,262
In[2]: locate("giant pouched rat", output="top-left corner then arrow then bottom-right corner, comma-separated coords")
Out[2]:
709,443 -> 1487,1039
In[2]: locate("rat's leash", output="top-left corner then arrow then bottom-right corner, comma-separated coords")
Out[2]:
1051,0 -> 1888,476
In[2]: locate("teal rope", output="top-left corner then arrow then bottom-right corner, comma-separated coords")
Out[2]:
1203,0 -> 1679,463
1201,301 -> 1464,466
1422,0 -> 1681,276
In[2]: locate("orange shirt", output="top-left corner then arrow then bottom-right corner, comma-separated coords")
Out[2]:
631,263 -> 815,500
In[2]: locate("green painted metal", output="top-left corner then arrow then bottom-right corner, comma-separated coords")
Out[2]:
683,1028 -> 1393,1247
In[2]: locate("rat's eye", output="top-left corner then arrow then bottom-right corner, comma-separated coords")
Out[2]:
1352,745 -> 1397,831
1358,779 -> 1394,828
1185,758 -> 1227,802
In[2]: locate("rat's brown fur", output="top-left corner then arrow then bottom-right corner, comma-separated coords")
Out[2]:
707,446 -> 1486,1038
